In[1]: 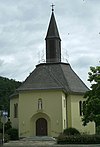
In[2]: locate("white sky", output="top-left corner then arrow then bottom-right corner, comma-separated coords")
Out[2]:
0,0 -> 100,88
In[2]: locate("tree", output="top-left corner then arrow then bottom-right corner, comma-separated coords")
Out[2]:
82,66 -> 100,128
0,76 -> 21,114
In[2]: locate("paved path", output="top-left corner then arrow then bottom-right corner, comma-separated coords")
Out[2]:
2,141 -> 100,147
1,136 -> 100,147
2,136 -> 56,147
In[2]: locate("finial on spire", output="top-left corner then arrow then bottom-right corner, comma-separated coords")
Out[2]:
51,3 -> 55,12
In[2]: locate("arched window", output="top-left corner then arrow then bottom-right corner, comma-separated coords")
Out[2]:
14,103 -> 18,118
38,98 -> 42,110
79,101 -> 86,116
79,101 -> 82,116
83,101 -> 86,115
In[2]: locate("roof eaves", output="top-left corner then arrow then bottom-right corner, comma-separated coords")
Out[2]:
68,90 -> 87,95
10,92 -> 19,99
17,87 -> 65,92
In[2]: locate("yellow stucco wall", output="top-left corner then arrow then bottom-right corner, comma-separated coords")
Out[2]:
10,90 -> 95,138
66,95 -> 71,128
69,94 -> 95,134
18,90 -> 64,137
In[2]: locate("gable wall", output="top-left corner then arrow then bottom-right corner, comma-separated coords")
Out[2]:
18,90 -> 66,137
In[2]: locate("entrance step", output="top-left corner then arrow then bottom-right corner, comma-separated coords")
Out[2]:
4,136 -> 57,146
21,136 -> 56,141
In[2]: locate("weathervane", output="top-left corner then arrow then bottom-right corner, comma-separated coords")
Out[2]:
51,3 -> 55,12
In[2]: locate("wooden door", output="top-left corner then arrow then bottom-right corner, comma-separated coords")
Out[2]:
36,118 -> 47,136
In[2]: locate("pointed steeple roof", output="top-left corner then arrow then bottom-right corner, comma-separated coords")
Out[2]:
45,11 -> 61,63
16,8 -> 89,96
46,12 -> 61,39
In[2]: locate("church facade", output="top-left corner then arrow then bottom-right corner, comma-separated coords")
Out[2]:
10,10 -> 95,138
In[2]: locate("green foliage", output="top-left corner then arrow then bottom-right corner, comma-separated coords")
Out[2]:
96,126 -> 100,135
0,120 -> 12,133
63,128 -> 80,136
82,66 -> 100,127
5,120 -> 12,132
0,133 -> 10,143
0,121 -> 2,133
6,128 -> 19,140
0,119 -> 18,141
0,133 -> 2,140
57,134 -> 100,144
4,133 -> 10,142
58,126 -> 100,144
0,76 -> 21,113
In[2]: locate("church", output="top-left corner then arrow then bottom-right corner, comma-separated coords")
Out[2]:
10,8 -> 95,138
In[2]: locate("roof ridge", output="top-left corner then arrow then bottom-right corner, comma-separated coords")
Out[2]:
61,64 -> 89,93
68,65 -> 89,90
44,66 -> 64,89
60,64 -> 71,92
17,68 -> 37,90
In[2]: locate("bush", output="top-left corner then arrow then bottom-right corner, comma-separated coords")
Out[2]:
0,133 -> 2,140
0,122 -> 3,133
0,120 -> 12,133
57,127 -> 100,144
4,134 -> 10,142
57,134 -> 100,144
63,127 -> 80,136
57,133 -> 66,142
0,133 -> 10,143
5,120 -> 12,132
6,128 -> 19,140
96,126 -> 100,135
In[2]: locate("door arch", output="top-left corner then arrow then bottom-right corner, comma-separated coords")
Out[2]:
36,118 -> 48,136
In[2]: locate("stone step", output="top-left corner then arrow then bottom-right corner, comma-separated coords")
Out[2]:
21,136 -> 56,141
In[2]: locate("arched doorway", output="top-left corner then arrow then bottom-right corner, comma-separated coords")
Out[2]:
36,118 -> 48,136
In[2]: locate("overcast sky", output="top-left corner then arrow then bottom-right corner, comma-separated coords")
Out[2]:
0,0 -> 100,87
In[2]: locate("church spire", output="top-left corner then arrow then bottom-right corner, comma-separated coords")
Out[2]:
45,8 -> 61,63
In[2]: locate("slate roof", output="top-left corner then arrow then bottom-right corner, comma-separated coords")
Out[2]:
45,12 -> 61,40
18,62 -> 89,94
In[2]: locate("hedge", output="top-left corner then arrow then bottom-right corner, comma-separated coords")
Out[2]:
57,133 -> 100,144
6,128 -> 19,140
63,128 -> 80,136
